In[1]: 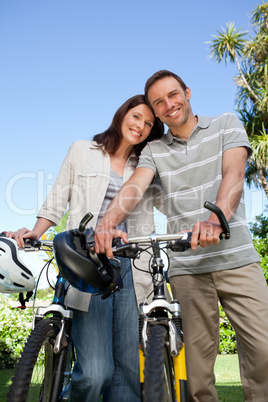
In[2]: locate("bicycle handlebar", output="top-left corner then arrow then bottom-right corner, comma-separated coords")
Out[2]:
110,201 -> 230,258
23,238 -> 53,251
21,201 -> 230,260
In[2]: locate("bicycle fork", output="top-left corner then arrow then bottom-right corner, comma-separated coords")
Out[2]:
139,298 -> 188,402
32,276 -> 74,402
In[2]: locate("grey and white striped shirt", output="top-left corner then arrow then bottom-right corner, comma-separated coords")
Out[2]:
137,113 -> 259,276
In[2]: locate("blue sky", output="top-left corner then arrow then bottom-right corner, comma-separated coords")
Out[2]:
1,0 -> 266,234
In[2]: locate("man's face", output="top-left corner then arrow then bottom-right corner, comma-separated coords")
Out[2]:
147,76 -> 192,131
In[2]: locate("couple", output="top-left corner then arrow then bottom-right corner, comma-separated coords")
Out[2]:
8,70 -> 268,402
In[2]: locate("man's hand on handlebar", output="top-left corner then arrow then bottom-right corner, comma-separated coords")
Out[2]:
94,223 -> 128,258
190,219 -> 222,250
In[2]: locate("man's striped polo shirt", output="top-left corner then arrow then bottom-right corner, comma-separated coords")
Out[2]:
137,113 -> 260,276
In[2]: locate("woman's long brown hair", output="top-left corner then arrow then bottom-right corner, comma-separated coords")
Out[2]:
93,94 -> 164,156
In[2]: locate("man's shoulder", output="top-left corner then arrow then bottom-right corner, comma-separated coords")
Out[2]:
197,113 -> 245,136
144,134 -> 167,150
198,112 -> 241,127
149,132 -> 173,146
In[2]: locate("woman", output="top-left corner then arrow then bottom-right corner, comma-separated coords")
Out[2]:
7,94 -> 164,402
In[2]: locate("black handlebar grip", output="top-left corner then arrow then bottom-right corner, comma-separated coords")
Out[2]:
204,201 -> 230,239
24,239 -> 42,248
79,213 -> 94,233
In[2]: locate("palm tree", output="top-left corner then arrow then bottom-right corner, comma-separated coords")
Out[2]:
208,3 -> 268,198
251,1 -> 268,30
208,22 -> 259,102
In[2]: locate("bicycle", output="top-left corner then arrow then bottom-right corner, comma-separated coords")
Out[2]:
5,214 -> 123,402
109,200 -> 230,402
6,239 -> 75,402
6,200 -> 230,402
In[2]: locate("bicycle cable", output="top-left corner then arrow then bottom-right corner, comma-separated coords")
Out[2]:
132,243 -> 171,312
32,255 -> 54,316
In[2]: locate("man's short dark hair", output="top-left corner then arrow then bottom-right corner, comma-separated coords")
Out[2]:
145,70 -> 187,104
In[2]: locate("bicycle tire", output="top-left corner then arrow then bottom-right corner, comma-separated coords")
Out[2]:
6,318 -> 74,402
59,338 -> 75,401
143,324 -> 176,402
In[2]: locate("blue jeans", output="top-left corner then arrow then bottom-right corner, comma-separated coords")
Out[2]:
70,258 -> 140,402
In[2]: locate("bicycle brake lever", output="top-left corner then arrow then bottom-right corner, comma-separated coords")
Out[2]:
168,233 -> 192,252
112,237 -> 125,248
112,238 -> 141,258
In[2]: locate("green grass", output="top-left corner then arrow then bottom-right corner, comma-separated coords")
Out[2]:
0,369 -> 14,401
0,355 -> 243,402
215,354 -> 244,401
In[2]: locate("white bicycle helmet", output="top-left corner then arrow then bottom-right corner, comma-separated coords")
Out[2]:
0,236 -> 35,294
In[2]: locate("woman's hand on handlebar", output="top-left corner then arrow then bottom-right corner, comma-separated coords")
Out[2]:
6,218 -> 54,248
6,228 -> 39,249
94,223 -> 128,258
191,220 -> 222,250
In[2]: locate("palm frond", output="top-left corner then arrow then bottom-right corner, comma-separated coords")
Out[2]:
208,22 -> 248,64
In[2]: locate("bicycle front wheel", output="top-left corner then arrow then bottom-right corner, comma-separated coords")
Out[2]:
143,324 -> 176,402
6,318 -> 74,402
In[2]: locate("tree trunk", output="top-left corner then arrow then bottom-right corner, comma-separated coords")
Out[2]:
261,167 -> 268,198
234,53 -> 259,102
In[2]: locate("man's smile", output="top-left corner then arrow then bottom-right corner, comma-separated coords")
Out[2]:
167,108 -> 180,117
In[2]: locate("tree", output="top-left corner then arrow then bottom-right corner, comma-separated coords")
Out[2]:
208,2 -> 268,197
249,212 -> 268,238
249,213 -> 268,282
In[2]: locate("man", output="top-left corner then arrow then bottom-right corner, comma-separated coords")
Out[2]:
95,70 -> 268,402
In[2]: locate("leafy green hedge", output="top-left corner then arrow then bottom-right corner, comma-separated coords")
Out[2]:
219,306 -> 237,354
253,237 -> 268,282
0,296 -> 32,368
0,289 -> 54,369
250,214 -> 268,282
218,213 -> 268,354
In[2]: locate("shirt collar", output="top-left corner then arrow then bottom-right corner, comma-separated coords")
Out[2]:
164,130 -> 175,145
163,115 -> 210,144
195,115 -> 210,129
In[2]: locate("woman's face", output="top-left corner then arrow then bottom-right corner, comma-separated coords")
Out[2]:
121,104 -> 155,147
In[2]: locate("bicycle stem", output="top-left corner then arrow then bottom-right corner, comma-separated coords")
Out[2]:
150,243 -> 166,300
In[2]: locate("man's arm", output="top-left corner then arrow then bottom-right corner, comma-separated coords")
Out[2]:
191,146 -> 248,249
94,167 -> 155,257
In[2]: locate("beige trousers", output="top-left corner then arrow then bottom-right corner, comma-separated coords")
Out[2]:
170,263 -> 268,402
